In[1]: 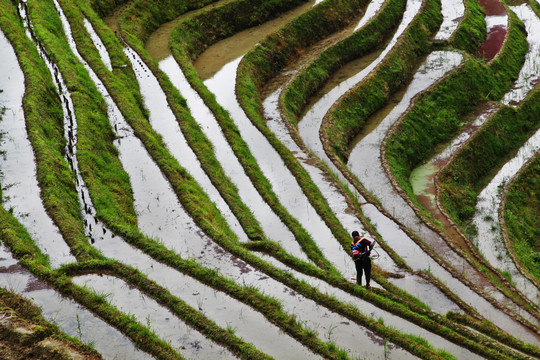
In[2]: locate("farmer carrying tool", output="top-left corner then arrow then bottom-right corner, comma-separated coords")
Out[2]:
351,230 -> 374,289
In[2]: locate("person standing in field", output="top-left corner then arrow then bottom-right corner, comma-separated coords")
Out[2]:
351,231 -> 374,289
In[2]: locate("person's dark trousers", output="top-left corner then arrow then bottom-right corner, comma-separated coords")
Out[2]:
354,256 -> 371,286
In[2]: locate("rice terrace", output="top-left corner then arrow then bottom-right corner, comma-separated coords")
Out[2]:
0,0 -> 539,358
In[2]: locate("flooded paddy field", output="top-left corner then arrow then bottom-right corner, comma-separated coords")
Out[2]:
0,0 -> 539,358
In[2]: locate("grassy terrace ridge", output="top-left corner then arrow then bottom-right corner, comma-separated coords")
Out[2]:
29,0 -> 139,238
0,0 -> 97,263
109,0 -> 270,242
383,7 -> 536,313
0,287 -> 102,359
447,0 -> 486,52
166,0 -> 343,271
320,0 -> 442,160
438,85 -> 540,257
501,154 -> 540,285
100,0 -> 535,358
281,0 -> 407,125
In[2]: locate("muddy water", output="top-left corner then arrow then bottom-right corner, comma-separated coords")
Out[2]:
123,47 -> 248,243
90,237 -> 322,359
472,127 -> 540,304
145,0 -> 232,61
299,0 -> 423,178
0,244 -> 150,360
205,57 -> 348,275
73,274 -> 238,359
363,203 -> 540,343
259,254 -> 485,360
433,0 -> 464,40
502,4 -> 540,106
193,0 -> 319,81
411,103 -> 500,211
159,56 -> 310,260
476,0 -> 507,61
0,28 -> 75,268
264,87 -> 399,278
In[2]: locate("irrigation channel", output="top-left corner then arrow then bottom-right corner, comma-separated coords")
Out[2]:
0,0 -> 539,358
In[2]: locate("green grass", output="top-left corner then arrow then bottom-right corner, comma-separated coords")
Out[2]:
0,0 -> 98,262
503,155 -> 540,283
449,0 -> 486,52
0,287 -> 103,359
282,0 -> 407,124
321,0 -> 442,160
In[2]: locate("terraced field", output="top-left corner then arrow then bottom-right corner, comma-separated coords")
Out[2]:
0,0 -> 539,358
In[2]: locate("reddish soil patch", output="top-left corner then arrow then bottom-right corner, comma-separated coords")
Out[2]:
477,25 -> 508,61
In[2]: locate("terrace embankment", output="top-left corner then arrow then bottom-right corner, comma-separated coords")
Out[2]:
502,153 -> 540,286
380,0 -> 538,319
0,288 -> 102,360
